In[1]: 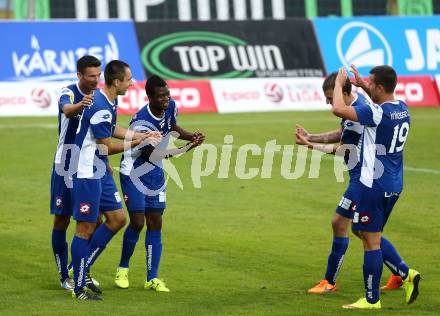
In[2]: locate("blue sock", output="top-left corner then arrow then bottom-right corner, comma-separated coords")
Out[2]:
146,230 -> 162,281
381,237 -> 409,278
119,225 -> 141,268
71,235 -> 90,293
363,249 -> 383,304
52,229 -> 69,281
325,236 -> 349,285
86,224 -> 115,272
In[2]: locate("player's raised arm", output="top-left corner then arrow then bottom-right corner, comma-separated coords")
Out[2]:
350,64 -> 371,97
331,68 -> 358,121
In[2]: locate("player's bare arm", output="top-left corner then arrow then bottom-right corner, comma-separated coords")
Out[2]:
296,124 -> 342,143
97,132 -> 162,155
172,124 -> 205,144
295,131 -> 338,154
332,68 -> 358,122
112,125 -> 147,140
62,94 -> 93,118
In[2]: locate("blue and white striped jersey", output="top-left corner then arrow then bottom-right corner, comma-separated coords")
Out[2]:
340,92 -> 365,183
74,89 -> 117,179
354,99 -> 410,192
119,100 -> 178,182
53,83 -> 85,168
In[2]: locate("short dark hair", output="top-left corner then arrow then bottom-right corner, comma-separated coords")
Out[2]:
322,72 -> 352,94
76,55 -> 101,74
369,65 -> 397,93
145,75 -> 167,97
104,60 -> 130,86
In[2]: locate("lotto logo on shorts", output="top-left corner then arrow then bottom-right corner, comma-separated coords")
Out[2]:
359,213 -> 371,224
79,203 -> 91,214
55,196 -> 63,208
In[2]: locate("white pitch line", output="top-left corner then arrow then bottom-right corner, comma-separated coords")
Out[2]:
0,123 -> 57,129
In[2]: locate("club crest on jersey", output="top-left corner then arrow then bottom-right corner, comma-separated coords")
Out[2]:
55,196 -> 63,208
79,203 -> 91,214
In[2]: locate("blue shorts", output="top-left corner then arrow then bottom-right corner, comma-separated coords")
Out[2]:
120,173 -> 166,213
336,182 -> 360,219
72,170 -> 123,222
352,183 -> 400,232
50,166 -> 72,216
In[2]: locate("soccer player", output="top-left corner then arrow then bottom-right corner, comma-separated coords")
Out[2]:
331,66 -> 420,309
114,75 -> 205,292
70,60 -> 161,300
50,55 -> 101,290
297,70 -> 403,293
296,72 -> 365,294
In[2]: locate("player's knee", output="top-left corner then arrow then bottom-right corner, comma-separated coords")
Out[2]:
114,212 -> 127,230
130,219 -> 144,232
53,215 -> 70,230
146,213 -> 162,231
75,222 -> 96,239
105,210 -> 127,232
331,217 -> 348,236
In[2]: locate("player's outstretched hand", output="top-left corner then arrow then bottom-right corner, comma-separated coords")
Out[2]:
191,131 -> 205,147
295,132 -> 310,146
349,64 -> 367,88
142,131 -> 162,146
295,124 -> 309,140
80,94 -> 94,108
336,67 -> 348,86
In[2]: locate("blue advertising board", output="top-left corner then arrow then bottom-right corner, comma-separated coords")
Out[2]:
314,16 -> 440,76
0,21 -> 144,81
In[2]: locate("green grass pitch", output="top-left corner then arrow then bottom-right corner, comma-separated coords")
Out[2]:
0,108 -> 439,315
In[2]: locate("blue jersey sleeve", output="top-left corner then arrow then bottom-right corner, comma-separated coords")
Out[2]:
170,99 -> 178,126
354,101 -> 383,127
58,87 -> 75,112
90,108 -> 112,139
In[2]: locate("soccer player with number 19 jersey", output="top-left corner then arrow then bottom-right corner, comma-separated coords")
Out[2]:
332,66 -> 420,309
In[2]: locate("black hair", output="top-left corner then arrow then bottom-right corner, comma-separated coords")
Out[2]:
369,65 -> 397,93
145,75 -> 167,97
76,55 -> 101,74
322,71 -> 352,94
104,60 -> 130,86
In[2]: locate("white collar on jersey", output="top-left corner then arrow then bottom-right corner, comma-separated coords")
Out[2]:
76,82 -> 86,96
147,103 -> 164,120
380,100 -> 400,106
350,92 -> 359,106
99,89 -> 115,106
